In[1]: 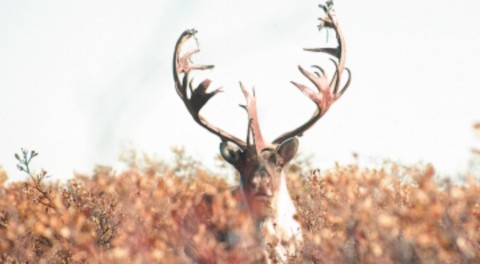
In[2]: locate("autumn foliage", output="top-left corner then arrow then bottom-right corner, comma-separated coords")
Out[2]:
1,149 -> 480,263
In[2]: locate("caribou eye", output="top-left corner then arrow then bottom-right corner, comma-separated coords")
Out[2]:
259,169 -> 269,178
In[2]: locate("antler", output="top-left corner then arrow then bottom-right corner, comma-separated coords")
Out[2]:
272,4 -> 351,145
173,29 -> 248,149
174,29 -> 269,150
240,82 -> 266,153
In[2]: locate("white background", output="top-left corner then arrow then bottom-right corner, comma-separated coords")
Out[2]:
1,0 -> 479,181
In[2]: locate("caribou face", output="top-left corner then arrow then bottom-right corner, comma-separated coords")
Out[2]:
220,138 -> 298,221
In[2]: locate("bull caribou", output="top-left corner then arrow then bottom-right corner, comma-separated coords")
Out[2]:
173,2 -> 351,262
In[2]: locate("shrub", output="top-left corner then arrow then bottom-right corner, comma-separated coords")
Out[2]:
1,150 -> 479,263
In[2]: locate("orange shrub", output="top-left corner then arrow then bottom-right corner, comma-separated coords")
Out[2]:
1,157 -> 479,263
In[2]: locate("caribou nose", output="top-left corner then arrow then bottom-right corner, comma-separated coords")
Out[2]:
255,185 -> 273,197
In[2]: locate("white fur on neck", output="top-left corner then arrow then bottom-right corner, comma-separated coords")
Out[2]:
275,173 -> 302,241
258,172 -> 302,261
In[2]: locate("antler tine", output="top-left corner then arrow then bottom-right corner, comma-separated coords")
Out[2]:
272,4 -> 351,145
173,29 -> 246,148
239,82 -> 266,152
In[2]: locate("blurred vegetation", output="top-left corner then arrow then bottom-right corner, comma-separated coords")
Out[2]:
0,149 -> 478,263
0,123 -> 479,263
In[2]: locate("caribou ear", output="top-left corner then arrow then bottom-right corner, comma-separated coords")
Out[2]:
277,137 -> 299,165
220,141 -> 243,166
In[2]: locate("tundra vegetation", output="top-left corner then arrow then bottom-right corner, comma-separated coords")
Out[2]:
0,142 -> 479,263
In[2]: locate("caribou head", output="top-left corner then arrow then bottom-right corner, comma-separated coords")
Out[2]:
173,2 -> 351,260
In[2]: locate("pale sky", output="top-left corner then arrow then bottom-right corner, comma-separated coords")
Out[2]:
1,1 -> 479,182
